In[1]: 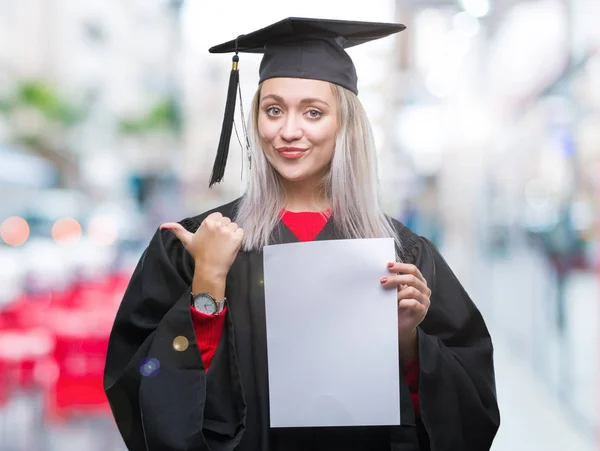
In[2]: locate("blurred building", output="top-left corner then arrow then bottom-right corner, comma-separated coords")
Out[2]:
0,0 -> 184,218
391,0 -> 600,441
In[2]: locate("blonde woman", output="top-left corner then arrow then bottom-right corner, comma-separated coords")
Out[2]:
104,18 -> 500,451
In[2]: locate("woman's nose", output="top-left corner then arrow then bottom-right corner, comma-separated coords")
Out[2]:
280,115 -> 303,142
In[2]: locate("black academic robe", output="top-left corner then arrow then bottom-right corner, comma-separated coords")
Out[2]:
104,198 -> 500,451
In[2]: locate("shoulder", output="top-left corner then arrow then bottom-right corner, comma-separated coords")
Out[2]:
387,216 -> 424,264
388,216 -> 463,296
386,216 -> 447,285
177,197 -> 243,233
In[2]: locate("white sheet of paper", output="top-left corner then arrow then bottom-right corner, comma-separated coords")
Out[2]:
263,238 -> 400,428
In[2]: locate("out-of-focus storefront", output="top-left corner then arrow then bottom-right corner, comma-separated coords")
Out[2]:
391,0 -> 599,441
483,0 -> 600,437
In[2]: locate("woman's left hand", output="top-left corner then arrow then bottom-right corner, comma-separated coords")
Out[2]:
380,262 -> 431,363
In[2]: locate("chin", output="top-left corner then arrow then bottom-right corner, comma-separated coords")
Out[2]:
272,164 -> 310,181
277,170 -> 310,183
277,167 -> 329,185
269,158 -> 330,184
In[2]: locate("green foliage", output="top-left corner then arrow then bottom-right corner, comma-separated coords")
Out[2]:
0,80 -> 85,126
119,97 -> 181,135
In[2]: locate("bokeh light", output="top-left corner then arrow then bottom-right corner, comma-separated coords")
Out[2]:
0,216 -> 30,246
459,0 -> 490,18
87,216 -> 119,246
140,358 -> 161,377
52,218 -> 82,243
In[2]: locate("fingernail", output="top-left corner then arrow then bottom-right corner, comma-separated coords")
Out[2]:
380,277 -> 388,284
387,262 -> 394,268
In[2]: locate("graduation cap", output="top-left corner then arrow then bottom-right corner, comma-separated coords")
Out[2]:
207,17 -> 406,187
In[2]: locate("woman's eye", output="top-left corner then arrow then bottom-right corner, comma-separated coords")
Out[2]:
266,106 -> 282,116
306,109 -> 322,119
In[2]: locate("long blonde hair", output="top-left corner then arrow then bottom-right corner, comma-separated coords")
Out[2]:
234,82 -> 400,252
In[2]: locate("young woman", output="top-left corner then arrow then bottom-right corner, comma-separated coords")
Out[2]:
104,18 -> 500,451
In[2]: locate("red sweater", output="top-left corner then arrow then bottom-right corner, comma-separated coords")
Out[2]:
190,210 -> 420,415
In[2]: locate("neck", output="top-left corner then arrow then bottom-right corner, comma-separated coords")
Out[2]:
281,177 -> 330,213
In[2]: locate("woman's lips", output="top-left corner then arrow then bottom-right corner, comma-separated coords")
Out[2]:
276,147 -> 308,159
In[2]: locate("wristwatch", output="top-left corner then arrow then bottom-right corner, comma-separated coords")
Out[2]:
191,292 -> 226,315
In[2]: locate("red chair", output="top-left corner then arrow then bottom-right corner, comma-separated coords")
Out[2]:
44,305 -> 115,421
0,327 -> 55,397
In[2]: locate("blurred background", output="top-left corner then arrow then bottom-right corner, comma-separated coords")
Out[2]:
0,0 -> 598,449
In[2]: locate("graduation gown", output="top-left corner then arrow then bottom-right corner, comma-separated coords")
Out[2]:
104,198 -> 500,451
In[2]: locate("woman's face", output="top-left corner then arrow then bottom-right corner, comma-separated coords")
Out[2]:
257,77 -> 338,185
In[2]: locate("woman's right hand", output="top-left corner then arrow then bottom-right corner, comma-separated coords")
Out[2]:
160,212 -> 244,280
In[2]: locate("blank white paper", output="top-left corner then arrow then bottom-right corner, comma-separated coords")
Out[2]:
263,238 -> 400,428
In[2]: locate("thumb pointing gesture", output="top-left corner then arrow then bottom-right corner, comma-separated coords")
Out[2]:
160,213 -> 243,278
160,222 -> 194,250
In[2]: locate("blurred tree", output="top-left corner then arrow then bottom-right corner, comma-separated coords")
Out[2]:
0,80 -> 88,186
17,81 -> 83,126
118,96 -> 181,136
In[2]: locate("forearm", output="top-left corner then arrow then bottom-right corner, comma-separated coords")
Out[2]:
399,328 -> 418,366
192,261 -> 226,300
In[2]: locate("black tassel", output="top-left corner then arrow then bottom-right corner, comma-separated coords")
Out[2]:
209,54 -> 239,188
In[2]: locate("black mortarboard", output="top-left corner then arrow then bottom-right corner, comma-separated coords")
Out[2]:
207,17 -> 406,187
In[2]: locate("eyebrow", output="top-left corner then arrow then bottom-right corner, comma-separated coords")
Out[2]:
260,94 -> 330,107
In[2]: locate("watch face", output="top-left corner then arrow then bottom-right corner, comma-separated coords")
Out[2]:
194,294 -> 216,315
